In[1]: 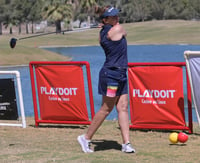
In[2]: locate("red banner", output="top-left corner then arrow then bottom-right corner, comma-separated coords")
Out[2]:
128,66 -> 185,127
35,65 -> 88,121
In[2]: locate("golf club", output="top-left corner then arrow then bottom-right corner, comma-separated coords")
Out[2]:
9,29 -> 71,49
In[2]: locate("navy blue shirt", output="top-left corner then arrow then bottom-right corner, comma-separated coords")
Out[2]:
100,24 -> 128,68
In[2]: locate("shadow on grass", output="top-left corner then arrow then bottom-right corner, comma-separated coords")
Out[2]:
92,139 -> 121,151
169,143 -> 187,146
29,124 -> 88,129
192,133 -> 200,136
129,128 -> 200,136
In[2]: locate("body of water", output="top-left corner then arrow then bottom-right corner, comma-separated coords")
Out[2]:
3,45 -> 200,122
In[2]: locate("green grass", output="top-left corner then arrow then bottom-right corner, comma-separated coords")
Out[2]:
125,20 -> 200,44
0,20 -> 200,65
1,118 -> 200,162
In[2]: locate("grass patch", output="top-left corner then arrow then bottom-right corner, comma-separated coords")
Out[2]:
1,118 -> 200,162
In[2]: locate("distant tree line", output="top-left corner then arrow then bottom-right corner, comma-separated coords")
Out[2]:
0,0 -> 200,35
99,0 -> 200,23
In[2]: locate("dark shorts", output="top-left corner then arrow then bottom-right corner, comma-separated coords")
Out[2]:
98,67 -> 128,97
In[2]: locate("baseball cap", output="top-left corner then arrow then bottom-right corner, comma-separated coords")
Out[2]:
100,6 -> 120,19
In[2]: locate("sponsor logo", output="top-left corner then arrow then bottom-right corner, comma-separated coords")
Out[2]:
40,86 -> 78,96
133,89 -> 176,99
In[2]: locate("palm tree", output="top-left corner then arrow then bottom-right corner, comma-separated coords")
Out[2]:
42,0 -> 72,33
0,1 -> 5,35
3,0 -> 16,34
72,0 -> 97,27
80,0 -> 97,9
28,0 -> 43,33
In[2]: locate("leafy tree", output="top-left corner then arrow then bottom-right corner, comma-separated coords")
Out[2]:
70,0 -> 97,28
120,1 -> 135,23
27,0 -> 43,33
164,0 -> 192,20
0,0 -> 6,35
11,0 -> 28,34
3,0 -> 16,34
42,0 -> 72,33
10,0 -> 40,34
119,0 -> 151,22
189,0 -> 200,19
149,0 -> 167,20
133,0 -> 151,21
80,0 -> 97,10
1,0 -> 200,36
73,0 -> 97,27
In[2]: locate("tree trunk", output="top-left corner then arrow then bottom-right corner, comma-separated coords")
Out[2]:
55,20 -> 61,33
18,23 -> 21,34
79,21 -> 82,28
0,22 -> 2,35
87,15 -> 90,27
31,21 -> 34,34
9,24 -> 12,34
26,22 -> 29,34
9,27 -> 12,34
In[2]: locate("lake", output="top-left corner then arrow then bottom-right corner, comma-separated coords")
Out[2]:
3,45 -> 200,122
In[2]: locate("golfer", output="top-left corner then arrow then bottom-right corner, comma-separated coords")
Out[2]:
78,6 -> 135,153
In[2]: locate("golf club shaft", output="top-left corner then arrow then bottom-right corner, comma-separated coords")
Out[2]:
18,29 -> 69,40
10,27 -> 92,48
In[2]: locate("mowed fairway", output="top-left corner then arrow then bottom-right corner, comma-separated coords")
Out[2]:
0,118 -> 200,163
